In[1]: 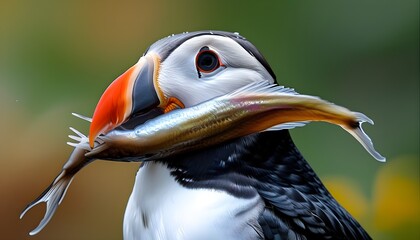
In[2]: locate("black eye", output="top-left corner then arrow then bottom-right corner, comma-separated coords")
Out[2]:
196,50 -> 220,73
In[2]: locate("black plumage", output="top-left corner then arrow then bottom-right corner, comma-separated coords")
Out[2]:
162,130 -> 371,239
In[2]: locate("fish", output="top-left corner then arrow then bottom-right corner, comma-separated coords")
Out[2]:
85,80 -> 385,162
20,80 -> 385,235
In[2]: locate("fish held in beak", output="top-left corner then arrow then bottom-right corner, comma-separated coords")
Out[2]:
87,80 -> 385,162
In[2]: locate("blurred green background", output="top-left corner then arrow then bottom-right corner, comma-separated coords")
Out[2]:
1,0 -> 418,239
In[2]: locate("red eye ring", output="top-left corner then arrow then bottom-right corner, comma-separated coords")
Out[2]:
195,50 -> 222,73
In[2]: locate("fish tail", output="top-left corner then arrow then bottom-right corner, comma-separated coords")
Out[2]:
21,146 -> 90,235
343,112 -> 386,162
20,171 -> 75,235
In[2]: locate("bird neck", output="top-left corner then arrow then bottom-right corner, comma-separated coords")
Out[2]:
160,130 -> 330,198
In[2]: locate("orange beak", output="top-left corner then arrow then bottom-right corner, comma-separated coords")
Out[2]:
88,54 -> 163,148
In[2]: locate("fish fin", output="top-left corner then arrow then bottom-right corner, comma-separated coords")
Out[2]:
343,112 -> 386,162
72,112 -> 92,122
20,171 -> 75,235
68,134 -> 82,142
226,80 -> 301,97
67,127 -> 92,150
69,127 -> 88,140
264,121 -> 309,131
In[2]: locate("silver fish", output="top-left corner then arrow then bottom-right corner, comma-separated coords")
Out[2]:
86,81 -> 385,162
20,80 -> 385,235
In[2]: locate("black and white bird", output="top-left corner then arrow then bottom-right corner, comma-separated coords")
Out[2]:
90,31 -> 372,240
23,31 -> 379,240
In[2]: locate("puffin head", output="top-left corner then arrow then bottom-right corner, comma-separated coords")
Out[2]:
89,31 -> 276,147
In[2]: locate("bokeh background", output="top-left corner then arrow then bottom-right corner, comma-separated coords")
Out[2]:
1,0 -> 418,239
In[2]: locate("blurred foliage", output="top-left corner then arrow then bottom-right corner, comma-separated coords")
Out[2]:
0,0 -> 418,239
325,156 -> 420,239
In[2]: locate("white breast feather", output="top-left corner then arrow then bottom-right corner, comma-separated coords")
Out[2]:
123,162 -> 263,240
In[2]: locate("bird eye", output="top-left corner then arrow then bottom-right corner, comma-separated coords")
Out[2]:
196,50 -> 220,73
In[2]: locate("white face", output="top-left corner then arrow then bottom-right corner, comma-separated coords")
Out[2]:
150,35 -> 275,107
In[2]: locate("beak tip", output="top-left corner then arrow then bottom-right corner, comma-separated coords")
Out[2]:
88,123 -> 101,148
87,64 -> 139,149
88,138 -> 95,149
88,127 -> 101,149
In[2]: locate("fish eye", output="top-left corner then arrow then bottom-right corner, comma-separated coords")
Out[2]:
196,49 -> 221,73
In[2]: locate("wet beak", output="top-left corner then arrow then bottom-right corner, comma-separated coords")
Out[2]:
89,54 -> 180,148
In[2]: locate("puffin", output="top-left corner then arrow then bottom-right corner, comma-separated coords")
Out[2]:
24,31 -> 377,239
87,31 -> 372,240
